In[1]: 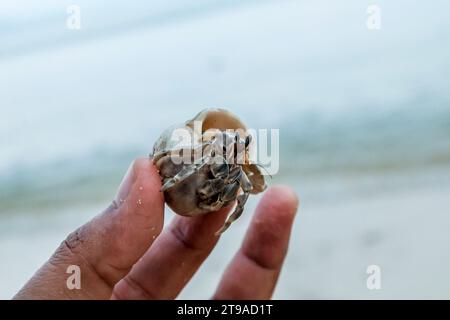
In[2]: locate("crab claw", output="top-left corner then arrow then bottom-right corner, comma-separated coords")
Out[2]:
160,179 -> 176,192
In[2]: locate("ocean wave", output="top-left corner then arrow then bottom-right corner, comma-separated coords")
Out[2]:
1,102 -> 450,215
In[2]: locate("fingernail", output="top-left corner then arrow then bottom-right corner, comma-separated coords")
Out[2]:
114,162 -> 135,204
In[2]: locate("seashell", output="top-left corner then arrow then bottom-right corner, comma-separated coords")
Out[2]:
152,108 -> 266,235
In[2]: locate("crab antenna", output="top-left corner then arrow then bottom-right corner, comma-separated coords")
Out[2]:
256,163 -> 273,179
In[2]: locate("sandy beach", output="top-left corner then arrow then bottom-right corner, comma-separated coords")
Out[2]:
2,167 -> 450,299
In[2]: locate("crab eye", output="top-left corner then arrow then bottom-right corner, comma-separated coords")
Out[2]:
245,135 -> 252,147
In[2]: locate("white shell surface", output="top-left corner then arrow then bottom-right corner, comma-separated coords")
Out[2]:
153,108 -> 248,160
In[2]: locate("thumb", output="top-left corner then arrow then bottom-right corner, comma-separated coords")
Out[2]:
14,158 -> 165,299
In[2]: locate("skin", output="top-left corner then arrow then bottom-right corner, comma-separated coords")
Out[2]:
13,158 -> 299,300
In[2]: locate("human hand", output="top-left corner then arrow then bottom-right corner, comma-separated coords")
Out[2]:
14,158 -> 298,300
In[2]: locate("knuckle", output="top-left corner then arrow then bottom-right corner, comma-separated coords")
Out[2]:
113,275 -> 158,300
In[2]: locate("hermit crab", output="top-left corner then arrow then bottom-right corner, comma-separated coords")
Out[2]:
151,108 -> 267,235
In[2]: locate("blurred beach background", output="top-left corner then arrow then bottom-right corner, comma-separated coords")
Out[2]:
1,0 -> 450,299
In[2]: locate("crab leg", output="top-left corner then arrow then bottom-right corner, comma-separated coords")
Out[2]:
215,169 -> 253,235
160,141 -> 218,191
160,158 -> 208,191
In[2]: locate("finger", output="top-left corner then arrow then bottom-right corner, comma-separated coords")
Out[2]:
111,205 -> 232,300
15,158 -> 165,299
67,157 -> 165,285
213,186 -> 298,300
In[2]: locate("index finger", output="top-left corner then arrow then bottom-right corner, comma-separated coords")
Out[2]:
111,205 -> 231,300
